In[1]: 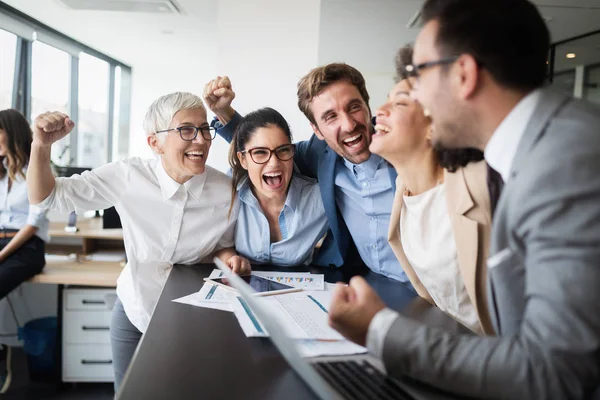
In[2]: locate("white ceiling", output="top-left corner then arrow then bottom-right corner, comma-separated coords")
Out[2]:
2,0 -> 599,70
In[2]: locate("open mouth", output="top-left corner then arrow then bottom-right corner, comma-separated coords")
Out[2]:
262,171 -> 284,189
185,150 -> 204,161
342,133 -> 364,149
374,124 -> 390,136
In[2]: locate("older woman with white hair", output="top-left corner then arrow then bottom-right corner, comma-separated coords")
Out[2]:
27,92 -> 250,392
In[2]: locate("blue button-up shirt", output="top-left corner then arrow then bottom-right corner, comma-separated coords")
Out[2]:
0,165 -> 49,242
234,174 -> 329,266
334,154 -> 407,283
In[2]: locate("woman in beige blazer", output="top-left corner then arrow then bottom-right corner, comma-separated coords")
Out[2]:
370,45 -> 494,335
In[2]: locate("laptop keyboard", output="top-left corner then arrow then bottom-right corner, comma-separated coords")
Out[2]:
313,360 -> 416,400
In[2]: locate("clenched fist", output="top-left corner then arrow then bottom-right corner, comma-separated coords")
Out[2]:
203,76 -> 236,124
33,112 -> 75,147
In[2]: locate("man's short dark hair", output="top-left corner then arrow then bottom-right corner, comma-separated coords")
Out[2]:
421,0 -> 550,91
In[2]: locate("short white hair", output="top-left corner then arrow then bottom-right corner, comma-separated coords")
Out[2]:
142,92 -> 206,136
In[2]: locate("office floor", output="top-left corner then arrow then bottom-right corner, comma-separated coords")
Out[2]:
2,347 -> 114,399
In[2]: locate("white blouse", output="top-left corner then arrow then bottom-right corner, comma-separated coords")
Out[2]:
37,157 -> 237,332
0,164 -> 49,241
400,183 -> 480,333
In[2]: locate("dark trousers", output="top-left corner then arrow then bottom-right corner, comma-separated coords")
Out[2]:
0,235 -> 45,300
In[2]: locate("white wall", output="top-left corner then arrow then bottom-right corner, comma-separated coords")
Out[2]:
128,0 -> 322,173
317,0 -> 421,113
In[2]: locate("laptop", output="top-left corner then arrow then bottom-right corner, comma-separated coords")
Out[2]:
213,258 -> 449,400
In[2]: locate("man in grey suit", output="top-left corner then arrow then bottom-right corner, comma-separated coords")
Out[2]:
328,0 -> 600,398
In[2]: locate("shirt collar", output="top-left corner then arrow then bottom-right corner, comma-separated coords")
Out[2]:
484,89 -> 542,181
153,157 -> 207,202
342,153 -> 384,179
238,174 -> 300,212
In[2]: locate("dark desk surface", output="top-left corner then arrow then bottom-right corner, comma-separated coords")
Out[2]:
117,264 -> 468,400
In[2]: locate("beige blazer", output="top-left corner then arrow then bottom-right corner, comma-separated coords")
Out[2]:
387,160 -> 494,335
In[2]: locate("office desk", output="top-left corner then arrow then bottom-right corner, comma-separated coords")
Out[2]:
118,264 -> 469,399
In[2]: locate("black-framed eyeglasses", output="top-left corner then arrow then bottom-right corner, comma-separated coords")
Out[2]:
403,56 -> 460,80
156,125 -> 217,141
240,144 -> 296,164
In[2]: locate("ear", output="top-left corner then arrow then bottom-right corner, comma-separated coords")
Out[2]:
455,54 -> 480,100
310,122 -> 325,141
147,134 -> 164,155
237,151 -> 248,170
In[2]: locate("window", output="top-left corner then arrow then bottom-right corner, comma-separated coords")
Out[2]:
31,41 -> 71,166
0,29 -> 17,110
78,53 -> 110,167
0,6 -> 131,166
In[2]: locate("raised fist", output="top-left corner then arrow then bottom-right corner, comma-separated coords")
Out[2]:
33,111 -> 75,147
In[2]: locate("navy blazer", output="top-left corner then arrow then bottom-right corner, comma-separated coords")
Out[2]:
215,112 -> 397,267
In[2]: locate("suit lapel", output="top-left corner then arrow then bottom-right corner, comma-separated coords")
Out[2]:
506,89 -> 570,182
388,176 -> 432,302
446,168 -> 480,315
318,148 -> 346,255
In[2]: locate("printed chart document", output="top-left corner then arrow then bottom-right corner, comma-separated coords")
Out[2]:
172,270 -> 235,312
172,270 -> 326,312
252,271 -> 325,291
231,291 -> 344,341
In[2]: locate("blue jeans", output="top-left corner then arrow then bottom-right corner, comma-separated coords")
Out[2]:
110,297 -> 142,394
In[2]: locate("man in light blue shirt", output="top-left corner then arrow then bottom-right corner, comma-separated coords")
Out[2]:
204,67 -> 409,284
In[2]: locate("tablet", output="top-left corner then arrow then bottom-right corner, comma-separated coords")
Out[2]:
204,275 -> 301,296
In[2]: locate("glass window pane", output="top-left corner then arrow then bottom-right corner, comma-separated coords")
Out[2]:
31,41 -> 71,166
584,65 -> 600,106
0,29 -> 18,110
78,53 -> 110,168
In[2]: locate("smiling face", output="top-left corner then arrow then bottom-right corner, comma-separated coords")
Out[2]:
238,125 -> 294,202
370,79 -> 432,163
309,80 -> 373,165
148,107 -> 211,183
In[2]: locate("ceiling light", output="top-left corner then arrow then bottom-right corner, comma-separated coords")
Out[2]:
566,53 -> 576,59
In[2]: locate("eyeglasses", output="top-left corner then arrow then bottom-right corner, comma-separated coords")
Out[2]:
240,144 -> 296,164
403,56 -> 459,82
156,125 -> 217,141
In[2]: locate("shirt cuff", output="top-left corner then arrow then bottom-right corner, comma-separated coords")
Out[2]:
35,180 -> 59,209
366,308 -> 400,359
26,204 -> 48,228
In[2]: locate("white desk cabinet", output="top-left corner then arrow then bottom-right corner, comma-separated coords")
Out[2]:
62,288 -> 116,382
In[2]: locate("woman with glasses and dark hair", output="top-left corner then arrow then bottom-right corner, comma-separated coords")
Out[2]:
26,92 -> 250,393
370,45 -> 494,335
0,109 -> 49,394
229,107 -> 328,266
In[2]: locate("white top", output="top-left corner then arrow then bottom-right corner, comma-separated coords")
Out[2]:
0,164 -> 49,242
485,89 -> 542,181
37,157 -> 237,332
400,184 -> 480,333
367,89 -> 544,357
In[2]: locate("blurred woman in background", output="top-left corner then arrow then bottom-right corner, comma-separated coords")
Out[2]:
0,109 -> 49,394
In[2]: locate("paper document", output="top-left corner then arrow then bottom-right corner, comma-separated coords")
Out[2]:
252,271 -> 325,291
172,291 -> 233,312
296,340 -> 367,358
231,291 -> 344,340
172,270 -> 235,312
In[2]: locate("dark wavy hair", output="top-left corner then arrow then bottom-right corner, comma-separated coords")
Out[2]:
395,45 -> 483,172
0,109 -> 32,181
228,107 -> 293,216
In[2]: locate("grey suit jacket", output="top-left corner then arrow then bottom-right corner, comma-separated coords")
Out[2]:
381,89 -> 600,400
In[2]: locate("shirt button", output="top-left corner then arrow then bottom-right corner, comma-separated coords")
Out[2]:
372,244 -> 377,249
370,216 -> 376,221
363,182 -> 369,187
